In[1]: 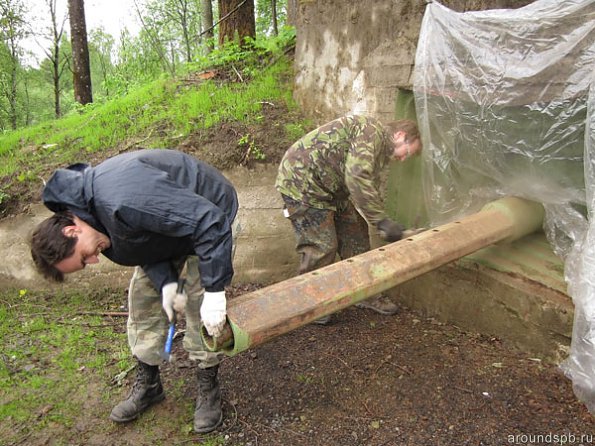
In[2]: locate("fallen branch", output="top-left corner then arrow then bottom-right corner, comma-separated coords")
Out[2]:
231,64 -> 244,82
77,311 -> 128,317
374,357 -> 412,376
123,128 -> 155,151
327,353 -> 365,374
111,364 -> 136,386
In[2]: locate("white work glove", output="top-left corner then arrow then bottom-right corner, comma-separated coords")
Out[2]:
161,282 -> 188,323
200,291 -> 227,337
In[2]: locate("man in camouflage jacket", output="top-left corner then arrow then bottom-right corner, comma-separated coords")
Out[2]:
276,114 -> 422,319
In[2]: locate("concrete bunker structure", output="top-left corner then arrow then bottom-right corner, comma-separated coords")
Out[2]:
288,0 -> 589,366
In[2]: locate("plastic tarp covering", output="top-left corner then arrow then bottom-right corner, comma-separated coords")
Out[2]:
413,0 -> 595,413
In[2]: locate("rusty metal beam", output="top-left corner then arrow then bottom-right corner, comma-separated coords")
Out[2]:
201,197 -> 544,355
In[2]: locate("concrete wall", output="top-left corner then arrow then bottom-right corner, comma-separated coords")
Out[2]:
391,234 -> 573,363
290,0 -> 573,363
225,166 -> 299,284
293,0 -> 533,121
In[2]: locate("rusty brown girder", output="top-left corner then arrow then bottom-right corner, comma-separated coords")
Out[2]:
201,196 -> 544,355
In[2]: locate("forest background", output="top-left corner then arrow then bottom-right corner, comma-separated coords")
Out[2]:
0,0 -> 298,214
0,0 -> 288,131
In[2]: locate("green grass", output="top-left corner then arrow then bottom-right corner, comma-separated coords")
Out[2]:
0,288 -> 125,425
0,287 -> 231,445
0,56 -> 300,182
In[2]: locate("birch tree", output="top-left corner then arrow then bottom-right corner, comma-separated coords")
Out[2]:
41,0 -> 68,117
201,0 -> 214,53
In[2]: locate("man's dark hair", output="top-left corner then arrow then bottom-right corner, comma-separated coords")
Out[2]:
30,212 -> 77,282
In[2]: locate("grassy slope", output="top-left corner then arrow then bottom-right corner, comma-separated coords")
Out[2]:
0,54 -> 306,219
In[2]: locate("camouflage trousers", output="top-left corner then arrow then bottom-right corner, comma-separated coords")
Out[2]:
127,256 -> 224,367
281,194 -> 370,275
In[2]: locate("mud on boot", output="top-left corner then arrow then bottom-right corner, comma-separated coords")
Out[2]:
194,364 -> 223,433
109,360 -> 165,423
356,294 -> 400,315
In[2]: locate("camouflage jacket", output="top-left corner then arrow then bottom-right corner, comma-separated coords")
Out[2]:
275,115 -> 393,225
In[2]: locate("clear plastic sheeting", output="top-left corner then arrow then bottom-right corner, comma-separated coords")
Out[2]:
413,0 -> 595,412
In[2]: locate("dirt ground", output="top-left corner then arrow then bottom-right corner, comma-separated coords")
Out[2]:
3,82 -> 595,445
7,282 -> 593,446
10,283 -> 593,446
183,287 -> 595,446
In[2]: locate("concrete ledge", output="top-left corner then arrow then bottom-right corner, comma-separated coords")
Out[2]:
225,166 -> 299,284
390,234 -> 572,363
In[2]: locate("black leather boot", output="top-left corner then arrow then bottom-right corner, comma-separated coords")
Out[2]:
194,365 -> 223,433
109,360 -> 165,423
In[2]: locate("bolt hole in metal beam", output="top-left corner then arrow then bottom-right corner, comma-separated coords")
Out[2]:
202,197 -> 545,355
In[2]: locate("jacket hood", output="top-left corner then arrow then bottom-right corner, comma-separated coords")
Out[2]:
42,163 -> 91,213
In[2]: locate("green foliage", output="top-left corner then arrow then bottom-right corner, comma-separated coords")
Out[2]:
256,0 -> 288,36
142,0 -> 203,65
165,58 -> 292,137
238,133 -> 266,162
106,29 -> 167,97
88,28 -> 116,100
0,188 -> 8,205
188,26 -> 296,78
284,121 -> 311,143
253,25 -> 296,54
296,373 -> 314,384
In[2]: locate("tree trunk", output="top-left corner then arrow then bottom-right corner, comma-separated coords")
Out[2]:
286,0 -> 297,26
53,48 -> 61,117
271,0 -> 278,36
218,0 -> 255,47
201,0 -> 214,53
9,53 -> 17,130
68,0 -> 92,105
180,2 -> 192,62
47,0 -> 66,117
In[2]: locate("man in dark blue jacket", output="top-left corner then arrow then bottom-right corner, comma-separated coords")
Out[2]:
30,149 -> 238,433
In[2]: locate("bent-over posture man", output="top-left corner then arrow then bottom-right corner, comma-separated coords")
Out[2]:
31,148 -> 237,433
276,115 -> 422,322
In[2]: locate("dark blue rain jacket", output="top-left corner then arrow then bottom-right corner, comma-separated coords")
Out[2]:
42,149 -> 238,292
